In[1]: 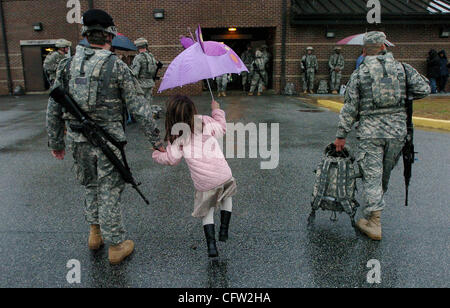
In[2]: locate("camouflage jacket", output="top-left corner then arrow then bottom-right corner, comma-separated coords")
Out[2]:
43,51 -> 66,84
337,52 -> 431,139
301,54 -> 318,71
131,51 -> 158,89
328,54 -> 345,71
241,50 -> 254,69
46,46 -> 161,151
251,57 -> 266,72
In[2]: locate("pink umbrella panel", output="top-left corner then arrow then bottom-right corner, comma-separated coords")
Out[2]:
158,40 -> 248,93
337,33 -> 395,47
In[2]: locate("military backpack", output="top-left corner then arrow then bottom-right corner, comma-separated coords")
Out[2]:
309,144 -> 360,228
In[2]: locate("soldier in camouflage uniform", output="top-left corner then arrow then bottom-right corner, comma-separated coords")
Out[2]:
248,50 -> 266,96
131,38 -> 161,104
301,47 -> 318,94
216,73 -> 230,97
261,44 -> 271,88
329,47 -> 345,94
240,44 -> 254,92
334,32 -> 430,240
46,9 -> 164,265
43,39 -> 72,86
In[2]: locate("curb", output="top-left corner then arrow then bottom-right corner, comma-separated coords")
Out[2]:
316,99 -> 450,131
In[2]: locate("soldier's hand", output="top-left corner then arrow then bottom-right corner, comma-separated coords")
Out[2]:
334,138 -> 346,152
153,145 -> 166,152
211,100 -> 220,110
51,149 -> 66,160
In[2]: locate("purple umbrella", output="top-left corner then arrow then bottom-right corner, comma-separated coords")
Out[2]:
159,25 -> 248,99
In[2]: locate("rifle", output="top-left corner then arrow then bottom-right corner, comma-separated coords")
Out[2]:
153,60 -> 163,81
402,64 -> 416,207
302,58 -> 308,89
253,62 -> 267,86
49,86 -> 150,205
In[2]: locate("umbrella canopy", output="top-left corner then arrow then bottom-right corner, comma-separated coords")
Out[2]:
337,33 -> 395,47
158,25 -> 248,93
79,33 -> 137,51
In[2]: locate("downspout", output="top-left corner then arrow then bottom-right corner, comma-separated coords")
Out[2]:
280,0 -> 288,94
0,0 -> 13,95
88,0 -> 94,9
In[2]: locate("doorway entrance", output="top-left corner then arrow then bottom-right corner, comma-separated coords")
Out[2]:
202,27 -> 276,91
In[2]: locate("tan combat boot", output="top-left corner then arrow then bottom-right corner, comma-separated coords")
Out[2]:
332,90 -> 338,95
248,92 -> 254,96
257,92 -> 262,96
303,90 -> 308,94
222,92 -> 227,97
356,211 -> 382,241
108,240 -> 135,265
310,90 -> 315,94
88,225 -> 104,250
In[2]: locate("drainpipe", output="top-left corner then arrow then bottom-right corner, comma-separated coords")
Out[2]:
88,0 -> 94,9
0,0 -> 13,95
280,0 -> 288,94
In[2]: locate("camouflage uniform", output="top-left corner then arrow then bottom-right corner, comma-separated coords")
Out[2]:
43,39 -> 72,85
336,32 -> 430,216
301,47 -> 318,92
240,49 -> 254,91
249,51 -> 266,94
261,45 -> 271,87
329,48 -> 345,92
216,74 -> 229,93
47,45 -> 161,244
131,49 -> 158,104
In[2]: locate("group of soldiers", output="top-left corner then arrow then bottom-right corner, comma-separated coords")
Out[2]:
301,46 -> 345,94
45,8 -> 431,266
214,44 -> 271,97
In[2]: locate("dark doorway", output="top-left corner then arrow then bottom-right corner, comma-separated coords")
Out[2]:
21,45 -> 55,92
202,27 -> 276,91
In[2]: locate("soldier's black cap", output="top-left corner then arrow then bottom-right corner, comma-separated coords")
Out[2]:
82,9 -> 115,28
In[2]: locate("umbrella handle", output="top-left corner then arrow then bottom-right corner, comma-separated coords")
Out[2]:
206,79 -> 215,101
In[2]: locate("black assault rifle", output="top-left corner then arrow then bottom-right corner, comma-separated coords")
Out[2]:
49,86 -> 150,205
402,64 -> 416,207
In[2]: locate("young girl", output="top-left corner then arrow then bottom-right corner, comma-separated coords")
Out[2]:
152,95 -> 236,258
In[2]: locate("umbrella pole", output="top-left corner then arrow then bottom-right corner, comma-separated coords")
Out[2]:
206,78 -> 215,101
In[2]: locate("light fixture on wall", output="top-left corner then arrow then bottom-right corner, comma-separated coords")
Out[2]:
153,9 -> 165,20
440,26 -> 449,38
228,27 -> 237,32
326,28 -> 336,39
33,23 -> 43,32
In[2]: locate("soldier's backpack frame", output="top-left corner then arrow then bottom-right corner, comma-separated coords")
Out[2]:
308,144 -> 361,229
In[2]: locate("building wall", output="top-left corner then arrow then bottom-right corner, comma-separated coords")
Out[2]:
0,0 -> 449,95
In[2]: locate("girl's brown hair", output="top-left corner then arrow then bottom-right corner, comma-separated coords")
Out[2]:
164,95 -> 198,144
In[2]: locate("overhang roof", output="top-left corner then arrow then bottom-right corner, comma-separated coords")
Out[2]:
291,0 -> 450,24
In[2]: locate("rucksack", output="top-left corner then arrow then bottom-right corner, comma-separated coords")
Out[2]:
309,144 -> 360,228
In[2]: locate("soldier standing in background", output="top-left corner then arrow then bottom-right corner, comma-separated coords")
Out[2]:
301,47 -> 318,94
261,44 -> 271,89
46,9 -> 164,265
334,32 -> 430,241
131,38 -> 162,104
328,47 -> 345,94
43,39 -> 72,86
240,44 -> 254,92
248,50 -> 266,96
216,73 -> 230,97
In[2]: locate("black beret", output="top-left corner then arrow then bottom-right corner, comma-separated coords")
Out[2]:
82,9 -> 115,28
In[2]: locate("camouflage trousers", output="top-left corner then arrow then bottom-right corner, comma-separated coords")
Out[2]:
357,138 -> 405,216
216,75 -> 228,92
142,87 -> 153,105
72,142 -> 126,245
241,71 -> 252,89
249,71 -> 265,93
330,71 -> 342,91
303,69 -> 315,91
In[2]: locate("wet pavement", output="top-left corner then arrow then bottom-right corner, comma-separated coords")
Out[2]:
0,94 -> 449,288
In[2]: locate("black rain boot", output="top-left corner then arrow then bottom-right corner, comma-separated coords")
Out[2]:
219,211 -> 232,242
203,224 -> 219,258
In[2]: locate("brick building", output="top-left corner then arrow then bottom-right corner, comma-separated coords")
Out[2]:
0,0 -> 449,96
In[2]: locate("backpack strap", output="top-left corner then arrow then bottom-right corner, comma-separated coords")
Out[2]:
312,159 -> 332,210
100,55 -> 117,98
337,159 -> 353,215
